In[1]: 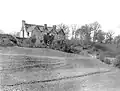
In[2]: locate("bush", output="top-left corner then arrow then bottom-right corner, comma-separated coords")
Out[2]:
0,34 -> 18,47
50,40 -> 66,51
0,38 -> 16,46
17,36 -> 37,48
114,55 -> 120,68
103,58 -> 111,64
69,38 -> 82,47
50,39 -> 83,54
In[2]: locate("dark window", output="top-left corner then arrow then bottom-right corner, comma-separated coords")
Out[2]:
27,32 -> 29,36
40,40 -> 43,43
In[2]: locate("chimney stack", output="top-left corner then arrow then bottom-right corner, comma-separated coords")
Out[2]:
22,20 -> 25,26
44,24 -> 47,29
22,20 -> 26,38
53,25 -> 56,30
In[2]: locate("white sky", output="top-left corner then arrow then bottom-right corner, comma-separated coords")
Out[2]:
0,0 -> 120,36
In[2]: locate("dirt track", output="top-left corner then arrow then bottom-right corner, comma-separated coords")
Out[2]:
0,47 -> 120,91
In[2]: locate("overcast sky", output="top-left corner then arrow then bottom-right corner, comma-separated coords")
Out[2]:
0,0 -> 120,35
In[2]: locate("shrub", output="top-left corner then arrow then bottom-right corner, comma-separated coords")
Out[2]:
0,38 -> 16,46
69,38 -> 82,47
114,55 -> 120,68
50,40 -> 66,51
49,39 -> 85,54
70,46 -> 83,54
103,58 -> 111,64
0,34 -> 18,47
17,36 -> 37,48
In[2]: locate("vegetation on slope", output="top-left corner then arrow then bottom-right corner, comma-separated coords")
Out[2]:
1,21 -> 120,68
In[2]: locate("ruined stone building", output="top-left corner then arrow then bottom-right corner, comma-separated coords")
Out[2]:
20,20 -> 66,46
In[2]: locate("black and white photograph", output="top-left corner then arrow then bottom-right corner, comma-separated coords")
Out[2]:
0,0 -> 120,91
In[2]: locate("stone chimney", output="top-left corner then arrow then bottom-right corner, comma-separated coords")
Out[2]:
22,20 -> 26,38
44,24 -> 47,30
53,25 -> 56,30
22,20 -> 26,26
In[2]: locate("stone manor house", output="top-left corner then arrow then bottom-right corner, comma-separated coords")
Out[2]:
20,20 -> 66,46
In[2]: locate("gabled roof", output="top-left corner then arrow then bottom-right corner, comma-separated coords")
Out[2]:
22,20 -> 65,36
49,28 -> 57,34
25,23 -> 53,33
26,26 -> 36,32
47,27 -> 53,32
57,29 -> 65,35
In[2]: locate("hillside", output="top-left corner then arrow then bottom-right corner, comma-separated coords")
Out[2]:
94,43 -> 120,58
0,46 -> 118,91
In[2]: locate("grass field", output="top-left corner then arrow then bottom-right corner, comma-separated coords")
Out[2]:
0,46 -> 120,91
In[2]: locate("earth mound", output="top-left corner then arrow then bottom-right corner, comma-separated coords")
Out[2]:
0,34 -> 17,46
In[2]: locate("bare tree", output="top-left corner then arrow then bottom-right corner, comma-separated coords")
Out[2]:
89,21 -> 105,43
57,23 -> 70,39
75,24 -> 92,46
105,31 -> 114,44
89,21 -> 101,32
71,24 -> 78,39
113,35 -> 120,48
95,30 -> 106,43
